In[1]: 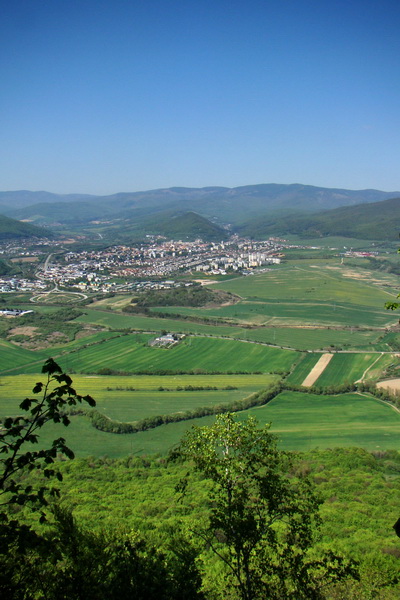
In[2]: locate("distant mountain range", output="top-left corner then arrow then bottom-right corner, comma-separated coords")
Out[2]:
1,184 -> 400,241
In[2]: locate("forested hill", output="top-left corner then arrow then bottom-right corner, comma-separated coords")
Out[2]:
0,214 -> 53,240
153,211 -> 227,240
237,196 -> 400,240
102,210 -> 228,242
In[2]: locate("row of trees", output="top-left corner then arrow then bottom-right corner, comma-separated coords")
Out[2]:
71,381 -> 360,436
74,386 -> 282,434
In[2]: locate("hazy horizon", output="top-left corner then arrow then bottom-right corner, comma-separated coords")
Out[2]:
2,181 -> 400,198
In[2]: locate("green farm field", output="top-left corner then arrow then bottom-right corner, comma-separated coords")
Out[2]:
67,269 -> 396,358
246,391 -> 400,452
0,339 -> 49,371
0,332 -> 153,375
75,309 -> 238,336
1,257 -> 399,459
152,299 -> 393,328
0,373 -> 278,423
1,335 -> 298,375
4,388 -> 398,458
213,263 -> 397,305
207,264 -> 398,328
285,353 -> 322,385
314,353 -> 388,386
174,322 -> 383,350
76,307 -> 388,350
287,352 -> 392,387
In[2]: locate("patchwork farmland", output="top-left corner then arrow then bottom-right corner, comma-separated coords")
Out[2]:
1,258 -> 400,456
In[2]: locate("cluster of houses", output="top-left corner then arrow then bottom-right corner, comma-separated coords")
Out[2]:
0,278 -> 47,293
149,333 -> 185,347
195,253 -> 281,275
0,236 -> 287,297
0,308 -> 33,317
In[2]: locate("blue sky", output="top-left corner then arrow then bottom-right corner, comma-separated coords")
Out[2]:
1,0 -> 400,195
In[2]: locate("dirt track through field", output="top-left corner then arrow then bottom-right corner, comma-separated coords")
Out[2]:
302,353 -> 334,387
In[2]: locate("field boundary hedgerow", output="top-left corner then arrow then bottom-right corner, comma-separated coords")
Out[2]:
67,380 -> 366,436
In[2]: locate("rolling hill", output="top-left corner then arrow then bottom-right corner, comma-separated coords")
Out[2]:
100,210 -> 228,242
0,214 -> 54,241
237,196 -> 400,240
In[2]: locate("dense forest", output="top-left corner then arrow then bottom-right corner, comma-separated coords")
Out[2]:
236,196 -> 400,240
134,286 -> 236,308
1,360 -> 400,599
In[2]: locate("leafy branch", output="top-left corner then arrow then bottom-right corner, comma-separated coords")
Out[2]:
0,358 -> 95,516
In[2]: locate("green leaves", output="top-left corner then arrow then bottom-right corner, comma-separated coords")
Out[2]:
177,414 -> 353,600
385,301 -> 400,311
41,357 -> 63,375
0,358 -> 96,515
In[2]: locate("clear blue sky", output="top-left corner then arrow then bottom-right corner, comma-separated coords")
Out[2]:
1,0 -> 400,195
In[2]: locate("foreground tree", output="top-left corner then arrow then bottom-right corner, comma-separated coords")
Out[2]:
0,358 -> 96,598
0,357 -> 95,515
177,413 -> 356,600
0,359 -> 204,600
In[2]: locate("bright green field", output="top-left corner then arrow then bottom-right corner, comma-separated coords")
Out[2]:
1,259 -> 399,459
246,391 -> 400,452
286,352 -> 389,387
3,335 -> 298,375
213,264 -> 396,305
204,264 -> 398,328
144,262 -> 398,331
75,262 -> 398,340
0,373 -> 278,423
78,307 -> 387,350
5,389 -> 399,458
0,339 -> 49,371
314,353 -> 387,386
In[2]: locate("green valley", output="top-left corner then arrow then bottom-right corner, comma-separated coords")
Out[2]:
2,255 -> 400,459
2,217 -> 400,600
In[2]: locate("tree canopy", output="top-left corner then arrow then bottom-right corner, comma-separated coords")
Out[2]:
177,413 -> 356,600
